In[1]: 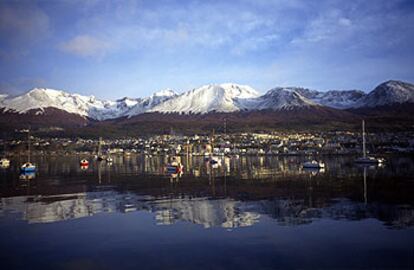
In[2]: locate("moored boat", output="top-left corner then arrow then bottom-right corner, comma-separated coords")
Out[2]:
303,160 -> 325,169
20,162 -> 36,173
0,158 -> 10,168
355,120 -> 384,164
20,128 -> 36,174
166,158 -> 184,174
96,137 -> 105,161
80,159 -> 89,166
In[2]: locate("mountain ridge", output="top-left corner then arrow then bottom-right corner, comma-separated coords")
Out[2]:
0,80 -> 413,125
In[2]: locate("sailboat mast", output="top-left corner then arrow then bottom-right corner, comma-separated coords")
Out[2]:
362,120 -> 366,158
211,129 -> 215,155
27,129 -> 31,163
98,137 -> 102,157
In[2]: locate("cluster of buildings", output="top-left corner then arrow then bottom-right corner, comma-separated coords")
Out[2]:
2,131 -> 414,156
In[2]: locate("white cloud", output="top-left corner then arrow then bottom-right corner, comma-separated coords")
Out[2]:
60,35 -> 111,58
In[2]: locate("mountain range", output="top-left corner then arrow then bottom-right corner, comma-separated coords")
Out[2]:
0,80 -> 413,136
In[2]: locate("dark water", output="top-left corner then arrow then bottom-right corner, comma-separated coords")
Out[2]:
0,155 -> 413,269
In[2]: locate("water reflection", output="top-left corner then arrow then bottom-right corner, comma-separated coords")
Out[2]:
1,191 -> 413,229
0,155 -> 413,229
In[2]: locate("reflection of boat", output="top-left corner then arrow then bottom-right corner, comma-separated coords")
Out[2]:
303,160 -> 325,169
80,164 -> 89,171
303,167 -> 325,174
106,156 -> 113,163
19,171 -> 36,180
355,120 -> 384,164
21,129 -> 36,174
80,159 -> 89,166
0,158 -> 10,168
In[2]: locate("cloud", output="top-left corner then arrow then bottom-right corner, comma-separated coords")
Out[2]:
59,35 -> 111,58
0,2 -> 50,46
68,1 -> 282,56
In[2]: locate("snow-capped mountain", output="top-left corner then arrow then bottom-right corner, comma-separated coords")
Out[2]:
313,90 -> 366,109
149,83 -> 259,114
239,87 -> 317,110
1,80 -> 413,121
290,87 -> 366,109
356,80 -> 414,108
0,88 -> 110,118
0,88 -> 177,120
125,89 -> 177,117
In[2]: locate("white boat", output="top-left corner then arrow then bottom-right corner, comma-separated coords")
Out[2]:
80,159 -> 89,166
96,137 -> 105,161
355,120 -> 384,164
21,162 -> 36,173
303,160 -> 325,168
0,158 -> 10,168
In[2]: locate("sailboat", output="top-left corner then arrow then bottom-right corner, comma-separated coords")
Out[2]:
355,120 -> 385,164
166,157 -> 184,174
0,157 -> 10,168
96,137 -> 105,161
205,129 -> 221,165
1,136 -> 11,168
303,160 -> 325,169
20,129 -> 36,173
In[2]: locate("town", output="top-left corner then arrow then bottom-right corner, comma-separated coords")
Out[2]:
2,130 -> 414,157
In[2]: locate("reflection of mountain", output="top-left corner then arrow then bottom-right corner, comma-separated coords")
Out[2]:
152,198 -> 260,228
1,191 -> 413,229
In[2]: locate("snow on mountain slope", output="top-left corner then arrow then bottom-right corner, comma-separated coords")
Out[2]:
0,88 -> 107,118
149,84 -> 259,114
0,88 -> 178,120
239,87 -> 317,110
2,80 -> 413,120
355,80 -> 414,108
292,87 -> 365,109
312,90 -> 365,109
125,89 -> 178,117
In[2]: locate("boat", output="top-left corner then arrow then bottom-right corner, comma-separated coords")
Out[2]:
209,157 -> 221,165
80,159 -> 89,166
96,137 -> 105,161
166,158 -> 184,174
355,120 -> 384,164
1,141 -> 11,168
20,162 -> 36,173
0,158 -> 10,168
20,129 -> 36,174
303,160 -> 325,169
106,156 -> 113,162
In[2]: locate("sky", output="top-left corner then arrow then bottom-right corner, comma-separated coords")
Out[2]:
0,0 -> 414,99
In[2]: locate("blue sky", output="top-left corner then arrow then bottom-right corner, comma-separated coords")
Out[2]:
0,0 -> 414,99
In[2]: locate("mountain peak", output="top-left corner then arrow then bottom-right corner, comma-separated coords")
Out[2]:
2,80 -> 414,119
150,83 -> 259,114
152,89 -> 177,97
358,80 -> 414,107
379,80 -> 414,90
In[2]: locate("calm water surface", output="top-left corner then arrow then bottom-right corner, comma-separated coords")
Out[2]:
0,155 -> 413,269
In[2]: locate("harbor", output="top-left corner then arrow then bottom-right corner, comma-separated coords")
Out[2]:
0,154 -> 413,269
